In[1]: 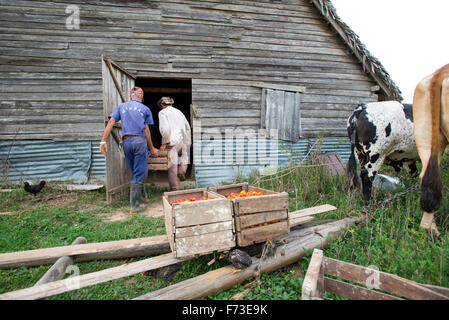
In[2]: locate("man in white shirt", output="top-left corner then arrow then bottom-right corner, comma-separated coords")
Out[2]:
157,96 -> 191,191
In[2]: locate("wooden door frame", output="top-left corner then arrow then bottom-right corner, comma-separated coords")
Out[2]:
101,55 -> 136,203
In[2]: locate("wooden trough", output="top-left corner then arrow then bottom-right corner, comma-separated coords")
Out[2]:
302,249 -> 449,300
209,182 -> 289,247
162,188 -> 235,258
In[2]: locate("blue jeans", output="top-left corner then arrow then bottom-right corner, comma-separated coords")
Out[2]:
123,137 -> 148,183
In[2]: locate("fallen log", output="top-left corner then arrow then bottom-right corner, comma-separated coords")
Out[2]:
0,253 -> 182,300
0,235 -> 170,269
134,216 -> 360,300
34,237 -> 87,286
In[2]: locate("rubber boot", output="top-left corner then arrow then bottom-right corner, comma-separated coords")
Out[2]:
130,182 -> 148,215
141,183 -> 150,204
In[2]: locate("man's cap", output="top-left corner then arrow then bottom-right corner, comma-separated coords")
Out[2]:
131,87 -> 144,96
157,96 -> 174,108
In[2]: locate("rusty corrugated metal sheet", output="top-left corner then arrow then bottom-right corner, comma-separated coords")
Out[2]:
0,140 -> 105,183
194,137 -> 350,187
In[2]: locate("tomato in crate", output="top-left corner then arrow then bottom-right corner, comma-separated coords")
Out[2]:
209,182 -> 289,247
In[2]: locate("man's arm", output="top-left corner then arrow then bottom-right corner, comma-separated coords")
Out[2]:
100,117 -> 116,155
144,125 -> 158,157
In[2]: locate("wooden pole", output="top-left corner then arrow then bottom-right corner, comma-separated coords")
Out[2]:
0,253 -> 182,300
134,217 -> 360,300
0,235 -> 170,269
34,237 -> 87,286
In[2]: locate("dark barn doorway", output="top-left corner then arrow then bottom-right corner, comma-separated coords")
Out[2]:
135,78 -> 193,177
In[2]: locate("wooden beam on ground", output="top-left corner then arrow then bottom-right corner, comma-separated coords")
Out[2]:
0,235 -> 170,269
0,253 -> 181,300
323,257 -> 449,300
289,204 -> 337,228
323,277 -> 403,300
134,217 -> 360,300
34,237 -> 87,286
301,248 -> 324,300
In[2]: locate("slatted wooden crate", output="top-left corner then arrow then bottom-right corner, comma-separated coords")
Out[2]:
148,150 -> 169,171
209,182 -> 289,247
302,249 -> 449,300
162,188 -> 235,258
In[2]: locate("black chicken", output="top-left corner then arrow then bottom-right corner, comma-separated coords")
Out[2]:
24,181 -> 46,196
220,249 -> 252,272
145,263 -> 181,282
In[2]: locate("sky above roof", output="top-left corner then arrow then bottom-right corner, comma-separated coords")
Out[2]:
331,0 -> 449,103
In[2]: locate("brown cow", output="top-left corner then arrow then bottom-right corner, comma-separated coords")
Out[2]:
413,63 -> 449,236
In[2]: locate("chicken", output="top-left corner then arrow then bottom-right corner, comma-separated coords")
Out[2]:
220,249 -> 252,272
24,181 -> 46,196
144,263 -> 181,282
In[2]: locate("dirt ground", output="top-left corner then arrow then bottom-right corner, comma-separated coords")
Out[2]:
101,200 -> 165,223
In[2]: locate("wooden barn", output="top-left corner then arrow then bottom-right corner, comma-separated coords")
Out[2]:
0,0 -> 402,202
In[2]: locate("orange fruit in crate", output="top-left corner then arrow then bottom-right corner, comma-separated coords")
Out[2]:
170,196 -> 212,205
225,190 -> 264,199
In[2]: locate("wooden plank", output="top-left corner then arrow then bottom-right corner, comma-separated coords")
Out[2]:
236,210 -> 288,231
290,216 -> 314,227
237,220 -> 289,247
252,82 -> 306,93
324,277 -> 403,300
148,157 -> 168,164
289,204 -> 337,221
323,257 -> 449,300
163,188 -> 207,203
175,229 -> 235,258
148,163 -> 168,171
0,235 -> 170,269
162,196 -> 175,254
0,253 -> 181,300
235,193 -> 289,215
209,182 -> 249,195
173,198 -> 233,227
34,237 -> 87,286
175,220 -> 233,238
260,88 -> 266,129
134,217 -> 361,300
419,284 -> 449,297
302,248 -> 324,300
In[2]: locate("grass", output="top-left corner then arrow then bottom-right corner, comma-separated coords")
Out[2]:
0,149 -> 448,300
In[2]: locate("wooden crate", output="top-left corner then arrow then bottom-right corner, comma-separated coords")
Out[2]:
162,188 -> 235,258
302,249 -> 449,300
209,182 -> 289,247
148,150 -> 169,171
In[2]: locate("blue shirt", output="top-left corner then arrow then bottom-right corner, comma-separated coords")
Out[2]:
109,99 -> 154,137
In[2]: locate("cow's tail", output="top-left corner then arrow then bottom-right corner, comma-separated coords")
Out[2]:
346,113 -> 359,189
420,64 -> 449,212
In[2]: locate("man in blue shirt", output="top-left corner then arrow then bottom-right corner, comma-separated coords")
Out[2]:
100,87 -> 158,215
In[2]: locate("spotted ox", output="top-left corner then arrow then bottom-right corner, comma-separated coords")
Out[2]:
346,101 -> 419,201
413,63 -> 449,235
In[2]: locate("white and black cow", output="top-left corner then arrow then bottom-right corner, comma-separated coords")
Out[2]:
347,101 -> 419,201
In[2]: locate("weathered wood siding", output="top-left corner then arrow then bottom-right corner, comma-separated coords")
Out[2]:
0,0 -> 378,141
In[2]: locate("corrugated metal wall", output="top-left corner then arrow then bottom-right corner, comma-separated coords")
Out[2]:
0,140 -> 105,183
194,137 -> 350,187
0,138 -> 348,186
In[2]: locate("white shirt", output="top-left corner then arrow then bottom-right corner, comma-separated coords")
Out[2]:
158,106 -> 191,147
